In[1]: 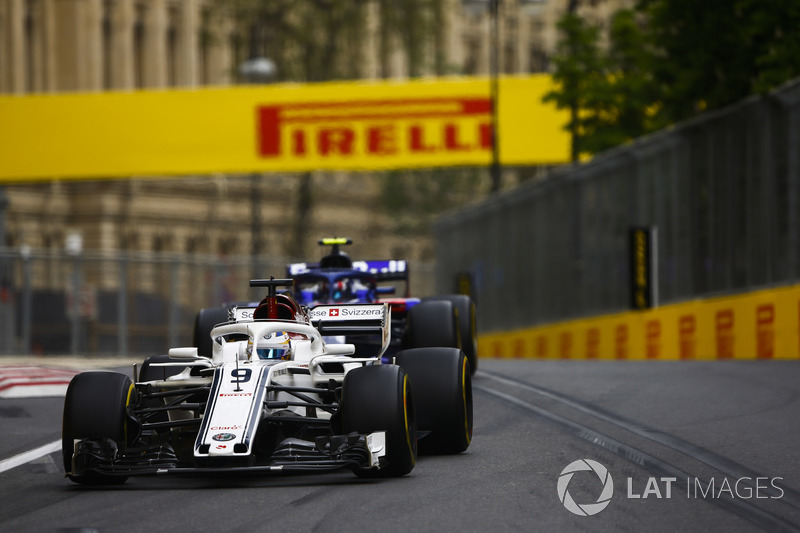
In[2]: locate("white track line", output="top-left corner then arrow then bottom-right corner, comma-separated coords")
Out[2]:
0,439 -> 60,474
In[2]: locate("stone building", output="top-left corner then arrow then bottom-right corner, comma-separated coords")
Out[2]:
0,0 -> 633,260
0,0 -> 634,302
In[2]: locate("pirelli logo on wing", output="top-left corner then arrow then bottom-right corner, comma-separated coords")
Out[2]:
257,97 -> 492,161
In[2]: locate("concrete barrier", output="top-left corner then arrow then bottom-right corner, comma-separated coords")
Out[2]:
479,284 -> 800,360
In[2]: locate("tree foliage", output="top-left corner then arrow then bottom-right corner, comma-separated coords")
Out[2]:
545,1 -> 800,157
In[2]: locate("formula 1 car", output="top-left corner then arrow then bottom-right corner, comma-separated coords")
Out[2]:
62,279 -> 472,485
287,238 -> 479,373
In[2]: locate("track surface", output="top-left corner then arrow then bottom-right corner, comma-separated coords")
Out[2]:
1,359 -> 799,532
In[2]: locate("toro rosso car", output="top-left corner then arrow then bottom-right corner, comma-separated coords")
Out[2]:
287,238 -> 478,373
62,279 -> 472,485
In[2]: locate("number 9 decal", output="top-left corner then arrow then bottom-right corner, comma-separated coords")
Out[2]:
231,368 -> 252,383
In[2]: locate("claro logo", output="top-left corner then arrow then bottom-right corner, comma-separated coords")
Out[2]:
257,98 -> 492,159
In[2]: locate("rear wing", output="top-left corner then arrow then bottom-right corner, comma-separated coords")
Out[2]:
231,302 -> 391,353
287,259 -> 409,282
308,303 -> 389,337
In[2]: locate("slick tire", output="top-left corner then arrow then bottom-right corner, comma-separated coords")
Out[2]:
424,295 -> 478,374
62,371 -> 135,485
402,299 -> 460,351
192,306 -> 229,357
341,364 -> 417,477
394,347 -> 473,454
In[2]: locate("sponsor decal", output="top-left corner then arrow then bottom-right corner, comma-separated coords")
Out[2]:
679,315 -> 696,359
212,433 -> 237,442
257,98 -> 491,159
211,425 -> 243,431
220,392 -> 253,397
629,227 -> 657,310
645,320 -> 661,359
756,304 -> 774,359
309,305 -> 384,319
716,309 -> 735,359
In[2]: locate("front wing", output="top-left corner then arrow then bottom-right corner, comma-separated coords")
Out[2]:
68,431 -> 387,478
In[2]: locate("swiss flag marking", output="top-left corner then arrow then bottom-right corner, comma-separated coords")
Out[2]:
330,309 -> 340,317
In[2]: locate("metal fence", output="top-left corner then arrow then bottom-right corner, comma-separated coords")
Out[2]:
434,78 -> 800,333
0,248 -> 435,356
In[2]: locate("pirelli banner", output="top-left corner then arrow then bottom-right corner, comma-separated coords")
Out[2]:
0,75 -> 569,181
480,284 -> 800,360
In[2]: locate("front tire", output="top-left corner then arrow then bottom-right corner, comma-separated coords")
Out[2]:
340,364 -> 417,477
62,371 -> 136,484
192,306 -> 229,357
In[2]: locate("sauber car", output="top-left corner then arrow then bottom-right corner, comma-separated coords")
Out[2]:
62,279 -> 472,484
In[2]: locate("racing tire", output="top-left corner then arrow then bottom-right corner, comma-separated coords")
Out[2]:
402,299 -> 460,351
394,347 -> 472,454
62,371 -> 136,485
424,295 -> 478,374
341,364 -> 417,477
192,306 -> 229,357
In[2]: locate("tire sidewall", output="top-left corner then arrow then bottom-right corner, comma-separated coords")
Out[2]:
394,347 -> 472,454
340,364 -> 417,476
403,299 -> 460,350
62,371 -> 135,481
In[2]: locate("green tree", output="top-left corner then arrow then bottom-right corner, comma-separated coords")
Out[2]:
542,11 -> 606,161
546,2 -> 800,157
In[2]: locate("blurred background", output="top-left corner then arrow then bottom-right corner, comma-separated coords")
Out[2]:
1,0 -> 799,357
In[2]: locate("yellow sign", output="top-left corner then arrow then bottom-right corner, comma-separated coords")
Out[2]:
0,76 -> 569,181
479,284 -> 800,360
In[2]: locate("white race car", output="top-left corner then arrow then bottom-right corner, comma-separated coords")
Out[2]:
62,278 -> 472,484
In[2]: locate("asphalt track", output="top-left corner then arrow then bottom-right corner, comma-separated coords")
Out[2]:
1,357 -> 799,532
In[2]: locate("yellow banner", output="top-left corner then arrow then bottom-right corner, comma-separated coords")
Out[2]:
479,284 -> 800,360
0,76 -> 569,181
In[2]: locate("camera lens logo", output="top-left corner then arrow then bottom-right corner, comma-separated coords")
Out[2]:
557,459 -> 614,516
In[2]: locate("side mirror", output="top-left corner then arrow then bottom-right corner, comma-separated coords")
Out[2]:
169,347 -> 199,359
325,343 -> 356,356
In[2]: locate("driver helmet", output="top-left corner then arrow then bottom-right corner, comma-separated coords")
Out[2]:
254,331 -> 292,360
333,280 -> 353,302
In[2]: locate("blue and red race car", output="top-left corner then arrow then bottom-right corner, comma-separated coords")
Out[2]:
287,238 -> 478,373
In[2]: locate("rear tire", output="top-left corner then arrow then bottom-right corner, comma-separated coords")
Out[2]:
394,347 -> 472,454
341,365 -> 417,477
62,371 -> 135,484
425,295 -> 478,374
403,299 -> 459,350
192,307 -> 229,357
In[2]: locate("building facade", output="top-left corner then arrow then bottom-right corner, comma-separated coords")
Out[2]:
0,0 -> 633,263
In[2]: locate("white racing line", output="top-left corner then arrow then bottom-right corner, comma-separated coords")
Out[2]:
0,439 -> 61,474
